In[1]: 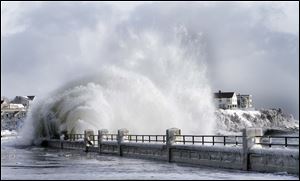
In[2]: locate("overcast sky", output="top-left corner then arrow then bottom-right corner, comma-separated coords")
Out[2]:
1,1 -> 299,119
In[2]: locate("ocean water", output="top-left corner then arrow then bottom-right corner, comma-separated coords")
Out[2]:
1,139 -> 298,180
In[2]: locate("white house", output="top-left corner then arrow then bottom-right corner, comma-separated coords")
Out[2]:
10,96 -> 35,109
1,96 -> 34,121
237,94 -> 253,109
214,90 -> 238,109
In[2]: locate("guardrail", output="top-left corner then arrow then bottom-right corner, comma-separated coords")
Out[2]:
67,134 -> 84,141
90,135 -> 99,147
65,133 -> 298,148
254,136 -> 299,148
104,134 -> 118,141
175,135 -> 244,146
125,135 -> 166,143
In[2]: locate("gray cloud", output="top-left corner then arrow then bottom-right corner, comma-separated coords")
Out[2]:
1,2 -> 299,119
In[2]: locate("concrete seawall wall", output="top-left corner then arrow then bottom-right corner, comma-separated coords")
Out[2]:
44,128 -> 299,175
120,143 -> 168,161
47,140 -> 85,150
249,148 -> 299,174
170,145 -> 243,170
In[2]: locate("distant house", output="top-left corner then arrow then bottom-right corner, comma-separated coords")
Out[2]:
214,90 -> 238,109
1,100 -> 26,120
237,94 -> 253,109
10,96 -> 35,109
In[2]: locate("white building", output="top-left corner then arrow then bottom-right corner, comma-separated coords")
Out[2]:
214,90 -> 238,109
10,96 -> 35,109
1,96 -> 34,122
237,94 -> 253,109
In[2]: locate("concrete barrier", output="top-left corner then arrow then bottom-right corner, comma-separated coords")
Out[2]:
98,129 -> 108,154
47,139 -> 85,150
44,128 -> 298,175
242,128 -> 263,170
249,148 -> 299,174
117,128 -> 129,156
166,128 -> 181,162
121,142 -> 168,161
84,129 -> 94,152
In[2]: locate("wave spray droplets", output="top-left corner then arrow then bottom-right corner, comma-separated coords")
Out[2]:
21,26 -> 216,143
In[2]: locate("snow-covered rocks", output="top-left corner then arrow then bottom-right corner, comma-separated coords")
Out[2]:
215,109 -> 299,134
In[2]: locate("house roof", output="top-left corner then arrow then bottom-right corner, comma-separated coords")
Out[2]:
237,94 -> 251,97
27,96 -> 35,101
214,92 -> 235,98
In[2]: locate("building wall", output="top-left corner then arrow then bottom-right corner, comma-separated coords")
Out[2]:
11,96 -> 30,108
214,93 -> 238,109
237,95 -> 252,109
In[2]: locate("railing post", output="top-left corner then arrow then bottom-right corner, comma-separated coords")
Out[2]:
92,135 -> 95,146
98,129 -> 108,154
166,128 -> 181,162
59,134 -> 64,149
84,129 -> 94,152
242,129 -> 248,171
242,128 -> 263,171
285,137 -> 287,147
117,128 -> 129,156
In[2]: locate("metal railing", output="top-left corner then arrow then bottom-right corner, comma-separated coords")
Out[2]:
104,134 -> 118,141
125,135 -> 166,143
175,135 -> 244,146
67,134 -> 84,141
89,135 -> 99,147
254,136 -> 299,148
63,133 -> 299,148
